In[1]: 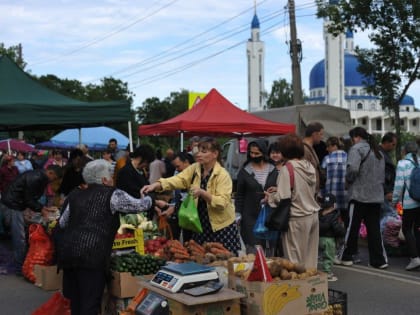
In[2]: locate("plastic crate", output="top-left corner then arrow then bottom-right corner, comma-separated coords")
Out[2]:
326,289 -> 347,315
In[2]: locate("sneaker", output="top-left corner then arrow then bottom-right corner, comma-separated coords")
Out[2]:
333,257 -> 342,265
406,257 -> 420,271
340,260 -> 353,266
327,273 -> 338,282
370,263 -> 388,269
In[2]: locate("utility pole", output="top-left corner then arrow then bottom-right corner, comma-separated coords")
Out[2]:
288,0 -> 304,105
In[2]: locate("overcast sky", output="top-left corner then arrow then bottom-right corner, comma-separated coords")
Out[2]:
1,0 -> 418,111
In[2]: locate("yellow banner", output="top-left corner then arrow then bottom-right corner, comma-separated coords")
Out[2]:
188,92 -> 207,109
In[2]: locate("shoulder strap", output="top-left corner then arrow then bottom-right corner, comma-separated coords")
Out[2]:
285,162 -> 295,190
360,148 -> 371,166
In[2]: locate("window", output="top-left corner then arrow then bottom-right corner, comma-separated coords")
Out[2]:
376,119 -> 382,130
362,118 -> 367,125
357,103 -> 363,110
412,120 -> 417,127
352,89 -> 357,95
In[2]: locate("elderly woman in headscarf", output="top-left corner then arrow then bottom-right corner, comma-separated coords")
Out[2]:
235,139 -> 279,254
55,159 -> 166,315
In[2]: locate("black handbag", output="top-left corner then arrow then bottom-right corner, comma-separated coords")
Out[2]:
265,162 -> 294,232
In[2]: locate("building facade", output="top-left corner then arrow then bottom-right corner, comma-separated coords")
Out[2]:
306,12 -> 419,136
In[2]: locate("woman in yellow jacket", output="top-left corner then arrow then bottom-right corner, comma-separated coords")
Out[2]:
141,137 -> 240,254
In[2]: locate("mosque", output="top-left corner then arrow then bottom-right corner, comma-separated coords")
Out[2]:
247,8 -> 419,136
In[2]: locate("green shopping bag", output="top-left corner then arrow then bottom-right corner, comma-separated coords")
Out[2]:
178,193 -> 203,233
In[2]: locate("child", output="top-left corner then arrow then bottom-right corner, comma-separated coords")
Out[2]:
319,193 -> 346,281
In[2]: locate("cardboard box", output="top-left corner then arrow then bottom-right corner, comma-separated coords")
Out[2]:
33,265 -> 62,291
168,298 -> 240,315
228,273 -> 328,315
137,279 -> 244,315
110,271 -> 141,298
227,260 -> 254,275
112,228 -> 144,255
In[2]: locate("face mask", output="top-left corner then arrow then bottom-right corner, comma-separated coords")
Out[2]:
250,156 -> 264,163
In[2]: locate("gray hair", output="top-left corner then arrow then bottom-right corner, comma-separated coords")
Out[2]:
404,141 -> 418,155
82,159 -> 112,184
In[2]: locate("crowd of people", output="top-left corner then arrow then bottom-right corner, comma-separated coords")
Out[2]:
0,128 -> 419,314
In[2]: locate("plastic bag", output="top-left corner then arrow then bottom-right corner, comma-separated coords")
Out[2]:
253,204 -> 279,240
178,193 -> 203,233
22,224 -> 55,283
32,292 -> 71,315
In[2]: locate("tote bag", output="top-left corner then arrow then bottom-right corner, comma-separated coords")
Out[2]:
178,193 -> 203,233
265,162 -> 294,232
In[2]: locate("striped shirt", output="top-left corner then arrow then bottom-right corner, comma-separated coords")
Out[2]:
392,154 -> 420,210
321,150 -> 348,210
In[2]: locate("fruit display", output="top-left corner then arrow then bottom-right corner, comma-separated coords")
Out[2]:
110,252 -> 166,276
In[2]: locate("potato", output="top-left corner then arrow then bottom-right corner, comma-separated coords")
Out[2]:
294,263 -> 306,274
280,268 -> 291,280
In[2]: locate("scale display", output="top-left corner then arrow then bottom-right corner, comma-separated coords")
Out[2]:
150,262 -> 219,293
135,292 -> 169,315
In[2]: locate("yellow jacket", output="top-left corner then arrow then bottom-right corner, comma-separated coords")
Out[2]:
158,162 -> 235,232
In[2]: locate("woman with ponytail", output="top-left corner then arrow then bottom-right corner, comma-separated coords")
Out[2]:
339,127 -> 388,269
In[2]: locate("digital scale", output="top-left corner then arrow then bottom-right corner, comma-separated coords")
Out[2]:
135,291 -> 169,315
150,262 -> 219,293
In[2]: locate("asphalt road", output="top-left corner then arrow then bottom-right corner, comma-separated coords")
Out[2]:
329,247 -> 420,315
1,242 -> 420,315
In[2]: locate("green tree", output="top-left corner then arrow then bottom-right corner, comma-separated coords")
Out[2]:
37,74 -> 87,100
0,43 -> 26,69
316,0 -> 420,159
267,78 -> 293,109
136,90 -> 189,150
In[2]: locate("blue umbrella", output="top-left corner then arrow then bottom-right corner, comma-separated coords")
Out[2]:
36,127 -> 129,151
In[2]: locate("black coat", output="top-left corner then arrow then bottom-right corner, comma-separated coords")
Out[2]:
235,163 -> 278,246
319,209 -> 346,238
116,162 -> 149,198
1,169 -> 48,211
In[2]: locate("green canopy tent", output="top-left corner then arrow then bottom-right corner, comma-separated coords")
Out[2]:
0,55 -> 133,147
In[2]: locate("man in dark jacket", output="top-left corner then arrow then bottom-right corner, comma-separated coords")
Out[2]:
55,159 -> 164,315
379,132 -> 397,219
0,165 -> 63,274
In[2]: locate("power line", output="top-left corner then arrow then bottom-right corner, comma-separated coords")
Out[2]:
88,0 -> 272,82
129,19 -> 286,88
118,10 -> 285,80
125,11 -> 317,87
29,0 -> 179,66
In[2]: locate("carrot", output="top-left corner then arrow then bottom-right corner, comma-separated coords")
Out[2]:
169,247 -> 189,255
173,253 -> 191,260
168,240 -> 184,249
189,243 -> 205,254
210,247 -> 231,255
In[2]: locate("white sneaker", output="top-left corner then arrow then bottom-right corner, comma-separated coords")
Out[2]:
340,260 -> 353,266
406,257 -> 420,271
327,273 -> 338,282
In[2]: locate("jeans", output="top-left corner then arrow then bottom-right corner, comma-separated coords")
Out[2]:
10,208 -> 27,272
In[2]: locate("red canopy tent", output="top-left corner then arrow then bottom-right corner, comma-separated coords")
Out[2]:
138,88 -> 295,139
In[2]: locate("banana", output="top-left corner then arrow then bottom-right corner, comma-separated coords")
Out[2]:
263,283 -> 301,315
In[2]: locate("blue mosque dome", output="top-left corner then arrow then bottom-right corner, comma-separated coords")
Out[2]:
400,94 -> 415,106
309,53 -> 415,106
309,53 -> 372,90
251,14 -> 260,29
